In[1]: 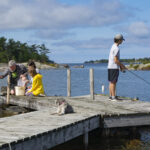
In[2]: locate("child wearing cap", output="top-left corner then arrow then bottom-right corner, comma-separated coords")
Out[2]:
108,34 -> 126,101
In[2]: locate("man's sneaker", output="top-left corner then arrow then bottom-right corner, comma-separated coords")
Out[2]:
109,97 -> 112,100
111,98 -> 117,102
115,96 -> 121,100
109,96 -> 118,101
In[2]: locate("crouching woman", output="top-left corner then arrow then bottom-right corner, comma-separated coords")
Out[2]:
26,69 -> 44,96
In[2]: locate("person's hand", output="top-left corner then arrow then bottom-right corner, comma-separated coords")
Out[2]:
120,65 -> 126,72
20,74 -> 24,78
27,86 -> 31,89
10,89 -> 15,95
0,75 -> 3,79
120,65 -> 126,70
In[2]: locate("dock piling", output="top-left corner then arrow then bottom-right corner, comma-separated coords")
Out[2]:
67,69 -> 71,97
83,132 -> 89,150
7,74 -> 10,105
90,68 -> 94,100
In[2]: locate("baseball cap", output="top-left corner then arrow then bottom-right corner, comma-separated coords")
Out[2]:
114,34 -> 125,41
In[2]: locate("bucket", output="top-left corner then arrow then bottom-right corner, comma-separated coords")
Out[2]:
15,86 -> 25,96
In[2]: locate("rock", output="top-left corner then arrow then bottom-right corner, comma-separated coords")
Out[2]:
138,64 -> 145,70
72,65 -> 84,68
58,64 -> 69,69
0,62 -> 59,71
126,63 -> 150,70
22,62 -> 57,69
63,64 -> 69,68
6,106 -> 28,114
0,63 -> 7,71
0,86 -> 7,96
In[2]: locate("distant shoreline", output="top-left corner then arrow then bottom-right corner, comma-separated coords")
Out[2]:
84,58 -> 150,64
0,62 -> 58,72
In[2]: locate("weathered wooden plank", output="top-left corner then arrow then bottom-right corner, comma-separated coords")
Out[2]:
1,95 -> 150,115
0,94 -> 150,150
103,114 -> 150,128
0,116 -> 100,150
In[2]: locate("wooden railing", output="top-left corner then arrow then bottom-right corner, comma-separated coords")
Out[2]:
67,68 -> 95,100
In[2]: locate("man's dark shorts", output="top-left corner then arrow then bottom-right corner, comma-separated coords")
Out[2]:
108,69 -> 119,82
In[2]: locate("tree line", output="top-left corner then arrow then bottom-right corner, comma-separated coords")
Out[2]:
85,58 -> 150,64
0,37 -> 54,63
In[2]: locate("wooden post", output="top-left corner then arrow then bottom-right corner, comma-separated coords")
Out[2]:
7,74 -> 10,105
102,128 -> 110,137
67,69 -> 71,97
89,68 -> 94,100
83,132 -> 89,150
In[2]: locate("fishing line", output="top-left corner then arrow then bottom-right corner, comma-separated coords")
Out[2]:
126,69 -> 150,86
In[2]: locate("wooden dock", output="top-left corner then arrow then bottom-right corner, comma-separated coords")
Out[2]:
0,95 -> 150,150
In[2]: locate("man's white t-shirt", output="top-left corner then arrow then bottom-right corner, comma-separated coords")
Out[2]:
108,43 -> 120,69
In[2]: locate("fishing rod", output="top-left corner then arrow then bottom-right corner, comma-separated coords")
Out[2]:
126,69 -> 150,86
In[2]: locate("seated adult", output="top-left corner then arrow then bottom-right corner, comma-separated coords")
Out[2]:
0,60 -> 28,95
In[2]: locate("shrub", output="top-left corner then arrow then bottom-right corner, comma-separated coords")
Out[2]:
133,64 -> 139,70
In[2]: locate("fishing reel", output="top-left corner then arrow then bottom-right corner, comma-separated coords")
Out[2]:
121,69 -> 126,73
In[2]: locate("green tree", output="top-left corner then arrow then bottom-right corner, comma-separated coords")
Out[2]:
0,36 -> 53,63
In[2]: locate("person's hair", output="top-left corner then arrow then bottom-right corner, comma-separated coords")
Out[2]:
28,68 -> 37,77
8,60 -> 16,67
114,38 -> 121,43
28,60 -> 36,69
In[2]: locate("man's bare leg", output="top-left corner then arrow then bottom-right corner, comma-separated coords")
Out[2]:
109,81 -> 116,97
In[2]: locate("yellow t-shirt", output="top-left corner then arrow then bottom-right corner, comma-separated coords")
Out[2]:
28,74 -> 44,96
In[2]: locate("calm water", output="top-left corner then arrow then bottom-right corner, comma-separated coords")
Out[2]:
0,63 -> 149,101
1,63 -> 150,150
40,63 -> 150,101
50,128 -> 150,150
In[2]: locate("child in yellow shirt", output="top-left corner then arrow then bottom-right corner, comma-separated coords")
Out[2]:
26,69 -> 44,96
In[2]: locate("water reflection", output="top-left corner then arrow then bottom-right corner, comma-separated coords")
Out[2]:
121,139 -> 141,150
50,127 -> 150,150
0,104 -> 33,118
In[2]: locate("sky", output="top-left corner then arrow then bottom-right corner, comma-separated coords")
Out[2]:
0,0 -> 150,63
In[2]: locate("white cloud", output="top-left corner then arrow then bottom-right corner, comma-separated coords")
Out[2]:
128,22 -> 150,37
0,0 -> 133,40
0,0 -> 33,29
52,38 -> 112,50
112,21 -> 150,47
35,29 -> 75,40
0,0 -> 130,30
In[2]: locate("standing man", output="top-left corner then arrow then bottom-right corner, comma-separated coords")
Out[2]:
108,34 -> 126,101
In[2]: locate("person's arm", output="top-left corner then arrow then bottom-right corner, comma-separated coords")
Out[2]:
114,56 -> 126,70
0,69 -> 9,79
27,78 -> 38,93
